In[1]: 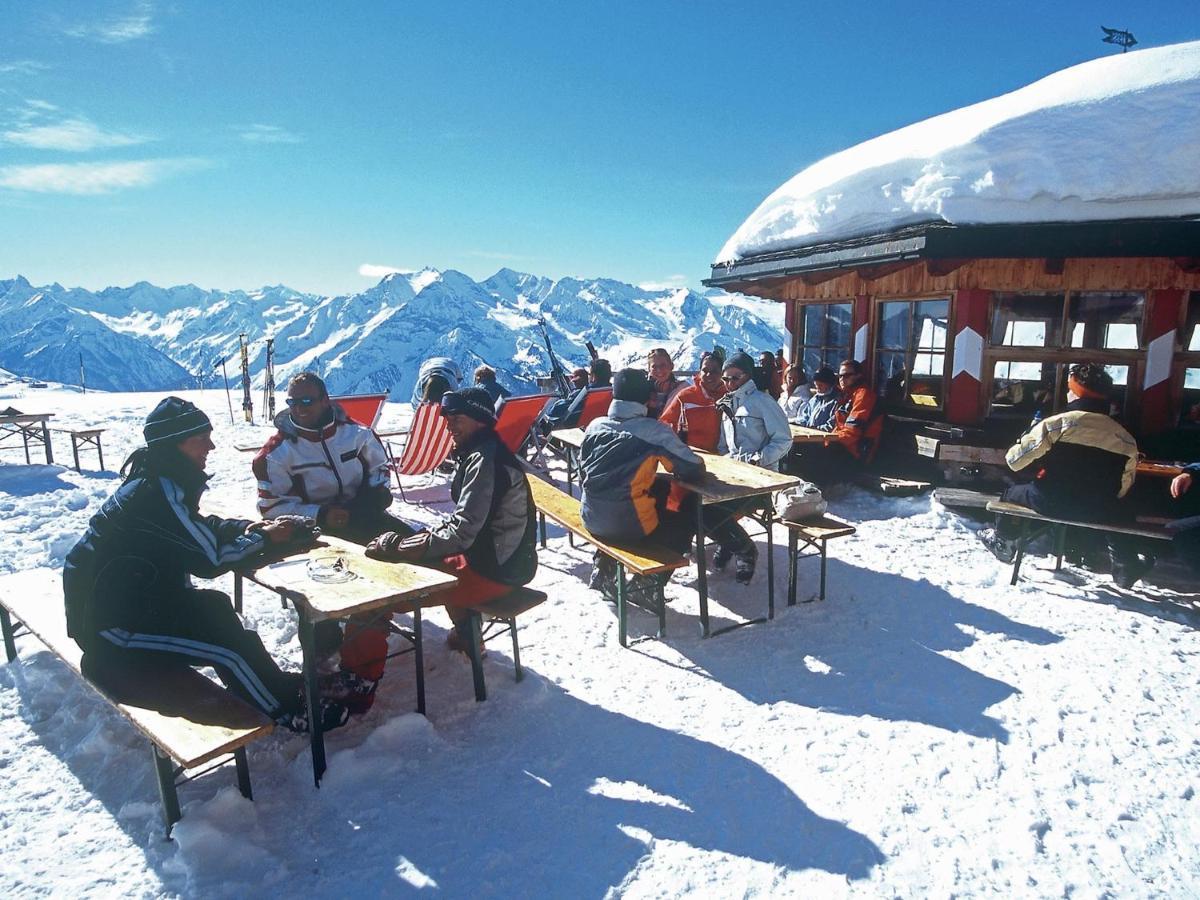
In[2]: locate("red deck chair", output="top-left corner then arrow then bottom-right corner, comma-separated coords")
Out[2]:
576,387 -> 614,428
494,393 -> 555,454
388,402 -> 455,498
330,392 -> 388,429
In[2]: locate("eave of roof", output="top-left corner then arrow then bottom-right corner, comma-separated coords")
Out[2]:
704,218 -> 1200,288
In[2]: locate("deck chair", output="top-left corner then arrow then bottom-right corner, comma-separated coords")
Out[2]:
330,392 -> 388,429
495,393 -> 555,457
576,387 -> 613,428
387,402 -> 455,499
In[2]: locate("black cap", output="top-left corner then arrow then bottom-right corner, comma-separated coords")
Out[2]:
725,351 -> 756,374
613,368 -> 651,404
813,366 -> 837,386
143,397 -> 212,446
440,387 -> 497,424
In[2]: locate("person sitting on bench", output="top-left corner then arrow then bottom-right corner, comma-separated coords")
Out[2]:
254,372 -> 414,708
411,356 -> 462,405
788,360 -> 882,485
712,352 -> 793,583
646,348 -> 686,420
980,363 -> 1153,588
1167,461 -> 1200,576
542,358 -> 612,431
63,397 -> 347,733
578,369 -> 705,606
473,364 -> 511,410
365,388 -> 538,654
659,351 -> 727,452
791,366 -> 840,430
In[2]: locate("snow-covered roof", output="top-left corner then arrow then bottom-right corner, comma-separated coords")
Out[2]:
715,40 -> 1200,265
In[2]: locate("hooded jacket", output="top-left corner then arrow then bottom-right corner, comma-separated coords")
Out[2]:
659,375 -> 726,452
792,389 -> 840,431
253,403 -> 391,520
716,379 -> 793,471
580,399 -> 704,541
1005,397 -> 1138,505
410,357 -> 462,405
63,451 -> 265,644
424,427 -> 537,586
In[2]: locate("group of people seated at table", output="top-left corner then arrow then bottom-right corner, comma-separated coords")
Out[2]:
63,367 -> 539,735
59,349 -> 1200,741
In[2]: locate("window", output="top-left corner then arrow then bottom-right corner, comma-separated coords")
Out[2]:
1186,292 -> 1200,352
1069,292 -> 1144,349
991,293 -> 1064,347
875,298 -> 949,411
797,302 -> 852,376
990,360 -> 1056,424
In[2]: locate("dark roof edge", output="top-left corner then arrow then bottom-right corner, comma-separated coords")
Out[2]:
704,218 -> 1200,287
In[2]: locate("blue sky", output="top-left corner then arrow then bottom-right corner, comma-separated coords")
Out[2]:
1,1 -> 1197,296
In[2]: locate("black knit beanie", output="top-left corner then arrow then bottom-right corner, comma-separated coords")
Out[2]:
144,397 -> 212,446
440,388 -> 497,425
725,352 -> 756,375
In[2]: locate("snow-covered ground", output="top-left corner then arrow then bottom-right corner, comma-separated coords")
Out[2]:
2,387 -> 1198,897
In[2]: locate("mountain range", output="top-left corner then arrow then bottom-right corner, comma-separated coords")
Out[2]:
0,269 -> 786,400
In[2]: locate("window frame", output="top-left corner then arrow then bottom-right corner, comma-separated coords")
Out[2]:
873,295 -> 952,415
794,300 -> 854,375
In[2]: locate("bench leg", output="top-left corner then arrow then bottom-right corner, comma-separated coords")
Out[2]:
616,563 -> 628,648
413,606 -> 426,715
467,612 -> 487,702
234,747 -> 253,801
787,530 -> 798,607
152,745 -> 182,837
538,511 -> 547,549
1,607 -> 16,662
819,539 -> 828,602
233,573 -> 243,614
508,617 -> 523,682
1054,525 -> 1067,571
1010,519 -> 1029,586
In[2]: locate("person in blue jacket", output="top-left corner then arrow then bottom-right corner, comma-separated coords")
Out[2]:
63,397 -> 346,733
1168,462 -> 1200,575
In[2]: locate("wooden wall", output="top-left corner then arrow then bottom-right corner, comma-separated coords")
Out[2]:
736,257 -> 1200,302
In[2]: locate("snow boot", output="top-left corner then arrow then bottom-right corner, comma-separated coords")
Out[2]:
734,543 -> 758,585
625,573 -> 664,615
589,553 -> 620,602
980,528 -> 1018,564
712,543 -> 733,572
1110,550 -> 1155,589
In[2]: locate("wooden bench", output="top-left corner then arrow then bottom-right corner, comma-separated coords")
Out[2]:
526,475 -> 688,647
0,570 -> 275,836
985,500 -> 1172,585
49,427 -> 106,472
781,515 -> 857,604
462,587 -> 549,702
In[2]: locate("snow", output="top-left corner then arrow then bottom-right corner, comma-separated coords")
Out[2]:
2,386 -> 1198,895
716,40 -> 1200,264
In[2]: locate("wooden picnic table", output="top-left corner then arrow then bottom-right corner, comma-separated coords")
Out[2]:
790,424 -> 832,444
549,426 -> 802,636
235,535 -> 457,786
1137,459 -> 1186,478
0,411 -> 54,465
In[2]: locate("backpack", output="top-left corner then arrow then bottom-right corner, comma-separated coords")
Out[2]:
775,481 -> 827,522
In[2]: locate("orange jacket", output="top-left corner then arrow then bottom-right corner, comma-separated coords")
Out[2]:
831,383 -> 884,460
659,378 -> 726,452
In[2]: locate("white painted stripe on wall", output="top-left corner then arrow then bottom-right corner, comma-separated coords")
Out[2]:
854,325 -> 868,363
1143,328 -> 1176,390
952,326 -> 984,381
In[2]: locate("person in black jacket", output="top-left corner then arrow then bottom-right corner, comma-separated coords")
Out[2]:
63,397 -> 345,732
366,388 -> 538,653
1167,462 -> 1200,575
980,364 -> 1153,587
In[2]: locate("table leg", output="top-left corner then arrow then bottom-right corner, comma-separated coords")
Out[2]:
765,507 -> 775,621
96,436 -> 105,471
695,500 -> 710,638
787,529 -> 798,607
71,434 -> 81,473
413,605 -> 426,715
41,422 -> 53,465
233,573 -> 243,614
297,614 -> 326,787
21,429 -> 30,465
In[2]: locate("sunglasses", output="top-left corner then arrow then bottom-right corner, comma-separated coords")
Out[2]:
720,374 -> 744,383
286,396 -> 322,408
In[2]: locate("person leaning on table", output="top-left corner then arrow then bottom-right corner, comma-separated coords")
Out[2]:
365,388 -> 538,655
62,397 -> 349,734
712,351 -> 793,584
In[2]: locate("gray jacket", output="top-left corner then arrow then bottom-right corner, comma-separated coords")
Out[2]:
717,379 -> 793,471
579,399 -> 703,542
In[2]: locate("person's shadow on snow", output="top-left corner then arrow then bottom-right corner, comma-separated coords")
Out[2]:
657,558 -> 1060,743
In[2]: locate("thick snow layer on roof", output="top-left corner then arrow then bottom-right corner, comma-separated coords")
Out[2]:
716,41 -> 1200,264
